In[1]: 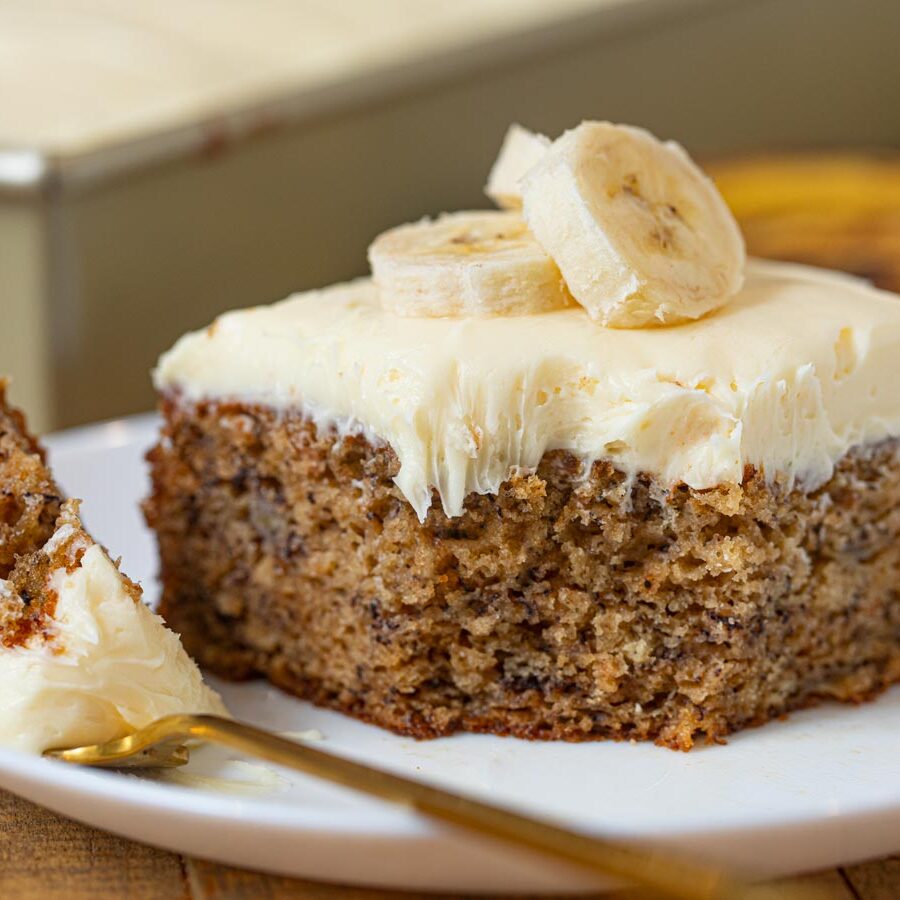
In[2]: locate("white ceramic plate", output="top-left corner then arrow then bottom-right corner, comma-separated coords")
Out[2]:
1,415 -> 898,893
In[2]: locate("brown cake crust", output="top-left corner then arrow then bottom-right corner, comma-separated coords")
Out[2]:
0,382 -> 70,647
0,502 -> 96,649
145,394 -> 900,750
0,383 -> 62,580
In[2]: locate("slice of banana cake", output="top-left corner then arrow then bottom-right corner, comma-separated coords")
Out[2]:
145,122 -> 900,749
0,383 -> 226,753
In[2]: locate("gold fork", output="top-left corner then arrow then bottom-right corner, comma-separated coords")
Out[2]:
46,714 -> 824,900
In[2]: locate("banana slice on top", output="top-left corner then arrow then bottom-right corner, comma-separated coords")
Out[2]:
369,210 -> 572,317
484,124 -> 550,210
521,122 -> 746,328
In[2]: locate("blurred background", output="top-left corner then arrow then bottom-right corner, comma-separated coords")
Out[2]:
3,0 -> 900,431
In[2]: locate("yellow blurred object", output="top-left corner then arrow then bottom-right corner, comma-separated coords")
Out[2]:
710,155 -> 900,293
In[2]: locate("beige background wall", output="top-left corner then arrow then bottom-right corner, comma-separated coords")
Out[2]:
1,202 -> 52,426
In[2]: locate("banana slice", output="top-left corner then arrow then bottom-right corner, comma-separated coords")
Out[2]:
369,210 -> 572,317
484,124 -> 550,210
521,121 -> 746,328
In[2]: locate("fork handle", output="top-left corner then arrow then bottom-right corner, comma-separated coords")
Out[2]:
54,714 -> 821,900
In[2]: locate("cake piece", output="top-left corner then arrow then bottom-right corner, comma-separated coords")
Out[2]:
147,259 -> 900,749
0,387 -> 62,578
0,385 -> 226,754
146,122 -> 900,750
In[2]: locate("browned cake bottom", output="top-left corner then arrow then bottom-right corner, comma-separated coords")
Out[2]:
145,396 -> 900,750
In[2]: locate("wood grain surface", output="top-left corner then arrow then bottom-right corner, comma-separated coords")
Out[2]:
0,789 -> 895,900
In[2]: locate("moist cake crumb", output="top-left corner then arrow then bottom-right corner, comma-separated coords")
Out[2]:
0,384 -> 62,580
145,395 -> 900,750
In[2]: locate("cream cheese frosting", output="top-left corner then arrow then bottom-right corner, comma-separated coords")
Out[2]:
155,259 -> 900,520
0,517 -> 226,754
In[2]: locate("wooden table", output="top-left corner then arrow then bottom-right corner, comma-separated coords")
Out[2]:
1,790 -> 896,899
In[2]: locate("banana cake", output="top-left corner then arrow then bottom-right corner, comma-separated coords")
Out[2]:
145,122 -> 900,749
0,383 -> 225,753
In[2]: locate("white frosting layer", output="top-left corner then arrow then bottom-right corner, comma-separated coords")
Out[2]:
155,259 -> 900,520
0,534 -> 226,754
